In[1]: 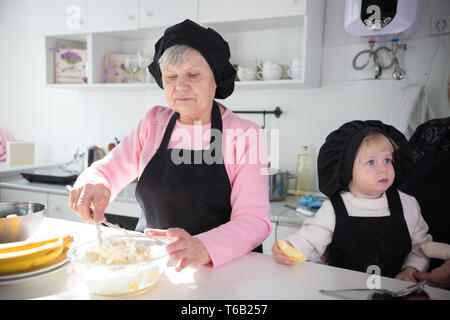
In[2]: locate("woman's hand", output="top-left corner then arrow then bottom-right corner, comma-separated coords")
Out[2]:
414,260 -> 450,289
271,242 -> 296,265
395,266 -> 419,283
69,183 -> 111,223
145,228 -> 211,272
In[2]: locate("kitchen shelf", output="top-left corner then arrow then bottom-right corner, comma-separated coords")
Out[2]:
46,79 -> 314,90
44,0 -> 325,89
46,83 -> 154,90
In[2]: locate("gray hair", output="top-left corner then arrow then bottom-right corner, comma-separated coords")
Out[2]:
159,44 -> 192,69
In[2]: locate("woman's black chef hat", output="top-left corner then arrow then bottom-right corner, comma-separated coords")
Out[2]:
148,19 -> 236,99
317,120 -> 412,198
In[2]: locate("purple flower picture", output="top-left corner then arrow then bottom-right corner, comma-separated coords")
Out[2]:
60,50 -> 82,64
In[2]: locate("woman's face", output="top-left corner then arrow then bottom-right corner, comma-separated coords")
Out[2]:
161,49 -> 217,124
349,144 -> 395,198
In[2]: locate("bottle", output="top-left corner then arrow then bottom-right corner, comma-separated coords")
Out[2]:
295,145 -> 311,198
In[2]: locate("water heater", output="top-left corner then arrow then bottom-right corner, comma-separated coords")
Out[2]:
344,0 -> 418,38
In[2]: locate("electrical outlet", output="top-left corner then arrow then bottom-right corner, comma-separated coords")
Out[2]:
430,15 -> 450,36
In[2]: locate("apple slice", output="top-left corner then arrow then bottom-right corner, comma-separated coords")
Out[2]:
277,239 -> 307,264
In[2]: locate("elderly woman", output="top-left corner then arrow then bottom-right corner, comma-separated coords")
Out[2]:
69,19 -> 271,272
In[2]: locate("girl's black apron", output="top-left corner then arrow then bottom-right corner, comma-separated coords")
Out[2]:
327,187 -> 412,278
135,101 -> 263,253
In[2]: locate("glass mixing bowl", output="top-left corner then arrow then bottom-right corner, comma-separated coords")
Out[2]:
68,234 -> 169,298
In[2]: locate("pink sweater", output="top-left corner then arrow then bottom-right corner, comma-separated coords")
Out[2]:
75,105 -> 272,269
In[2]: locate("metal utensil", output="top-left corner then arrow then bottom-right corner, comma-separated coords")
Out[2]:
64,185 -> 128,235
64,185 -> 103,245
319,280 -> 429,299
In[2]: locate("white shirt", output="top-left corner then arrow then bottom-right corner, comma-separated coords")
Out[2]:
284,190 -> 432,272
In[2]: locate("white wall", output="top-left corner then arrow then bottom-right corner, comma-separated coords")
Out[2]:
0,0 -> 449,192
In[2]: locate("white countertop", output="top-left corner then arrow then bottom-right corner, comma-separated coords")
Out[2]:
0,178 -> 138,204
1,217 -> 449,300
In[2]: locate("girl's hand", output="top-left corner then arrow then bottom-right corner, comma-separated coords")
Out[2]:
271,241 -> 296,265
395,266 -> 418,283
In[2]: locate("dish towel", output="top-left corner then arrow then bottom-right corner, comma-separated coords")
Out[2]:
386,84 -> 435,139
0,128 -> 14,162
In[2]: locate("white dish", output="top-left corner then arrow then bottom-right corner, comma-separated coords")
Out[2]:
0,253 -> 69,284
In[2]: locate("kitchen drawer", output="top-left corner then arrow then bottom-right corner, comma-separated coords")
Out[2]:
262,223 -> 298,255
140,0 -> 198,28
86,0 -> 139,32
199,0 -> 307,23
104,213 -> 138,231
276,224 -> 298,240
105,199 -> 141,218
48,194 -> 81,222
262,222 -> 277,254
0,188 -> 48,205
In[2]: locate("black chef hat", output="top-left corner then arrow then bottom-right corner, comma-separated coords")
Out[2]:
148,19 -> 236,99
317,120 -> 412,198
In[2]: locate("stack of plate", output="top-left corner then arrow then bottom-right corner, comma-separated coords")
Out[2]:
0,250 -> 70,286
0,236 -> 73,286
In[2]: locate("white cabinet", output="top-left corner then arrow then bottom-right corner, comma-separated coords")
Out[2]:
0,186 -> 140,224
276,224 -> 298,240
262,222 -> 298,255
86,0 -> 139,33
263,222 -> 277,254
105,200 -> 141,218
48,193 -> 81,222
44,0 -> 325,89
199,0 -> 306,23
42,0 -> 140,34
41,0 -> 87,35
0,189 -> 48,204
140,0 -> 198,28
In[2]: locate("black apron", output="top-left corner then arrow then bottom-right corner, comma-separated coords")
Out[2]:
400,149 -> 450,270
327,187 -> 412,278
135,101 -> 263,253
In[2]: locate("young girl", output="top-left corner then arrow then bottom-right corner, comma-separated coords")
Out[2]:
273,120 -> 432,282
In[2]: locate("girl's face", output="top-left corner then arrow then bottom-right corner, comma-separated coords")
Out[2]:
349,142 -> 395,199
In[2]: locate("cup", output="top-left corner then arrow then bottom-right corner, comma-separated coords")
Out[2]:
237,62 -> 258,81
288,58 -> 302,69
256,60 -> 283,80
287,66 -> 302,79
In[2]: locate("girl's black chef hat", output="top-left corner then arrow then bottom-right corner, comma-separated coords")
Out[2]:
317,120 -> 412,198
148,19 -> 236,99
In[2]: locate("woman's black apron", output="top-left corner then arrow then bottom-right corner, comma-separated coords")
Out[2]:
399,126 -> 450,270
327,187 -> 412,278
135,101 -> 263,253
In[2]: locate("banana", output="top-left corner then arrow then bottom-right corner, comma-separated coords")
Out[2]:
0,235 -> 74,275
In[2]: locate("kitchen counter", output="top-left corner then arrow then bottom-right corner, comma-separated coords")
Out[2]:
269,196 -> 313,227
0,179 -> 308,227
0,178 -> 138,204
0,162 -> 60,181
1,217 -> 449,300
